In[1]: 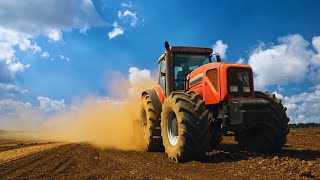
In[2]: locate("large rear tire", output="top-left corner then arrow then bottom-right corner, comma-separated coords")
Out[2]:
235,91 -> 290,152
139,94 -> 164,152
161,91 -> 210,163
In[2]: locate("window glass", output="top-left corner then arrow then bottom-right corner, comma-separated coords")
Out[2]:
159,59 -> 166,91
202,57 -> 211,65
173,53 -> 210,90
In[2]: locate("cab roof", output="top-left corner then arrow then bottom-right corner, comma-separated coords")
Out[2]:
157,46 -> 213,64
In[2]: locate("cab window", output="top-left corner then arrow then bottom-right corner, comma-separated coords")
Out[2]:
159,59 -> 166,91
173,53 -> 211,90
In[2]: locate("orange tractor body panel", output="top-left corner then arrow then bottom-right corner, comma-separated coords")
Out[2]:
154,62 -> 255,106
188,63 -> 222,105
219,63 -> 254,101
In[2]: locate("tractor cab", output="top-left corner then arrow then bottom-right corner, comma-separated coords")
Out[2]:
158,44 -> 221,95
158,42 -> 254,103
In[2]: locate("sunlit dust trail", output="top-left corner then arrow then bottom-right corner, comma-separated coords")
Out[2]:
2,68 -> 157,151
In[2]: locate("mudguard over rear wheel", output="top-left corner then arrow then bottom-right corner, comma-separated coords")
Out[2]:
161,91 -> 210,163
235,91 -> 290,152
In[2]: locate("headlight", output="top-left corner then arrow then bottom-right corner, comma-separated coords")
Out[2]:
230,86 -> 238,92
243,86 -> 251,93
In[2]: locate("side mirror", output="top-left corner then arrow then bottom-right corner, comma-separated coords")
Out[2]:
216,54 -> 221,62
210,53 -> 222,62
160,72 -> 165,76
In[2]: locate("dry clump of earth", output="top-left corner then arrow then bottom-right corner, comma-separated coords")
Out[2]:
0,128 -> 319,179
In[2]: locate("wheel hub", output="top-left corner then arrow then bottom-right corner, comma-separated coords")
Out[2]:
167,111 -> 178,146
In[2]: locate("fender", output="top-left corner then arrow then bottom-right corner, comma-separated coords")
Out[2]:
142,89 -> 162,114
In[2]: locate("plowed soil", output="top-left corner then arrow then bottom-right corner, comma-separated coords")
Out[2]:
0,128 -> 319,179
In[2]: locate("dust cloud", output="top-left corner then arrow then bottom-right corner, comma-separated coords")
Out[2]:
2,68 -> 157,151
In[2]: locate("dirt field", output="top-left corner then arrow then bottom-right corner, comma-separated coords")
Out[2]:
0,128 -> 319,179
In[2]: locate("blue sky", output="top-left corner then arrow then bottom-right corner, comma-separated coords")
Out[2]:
0,0 -> 320,125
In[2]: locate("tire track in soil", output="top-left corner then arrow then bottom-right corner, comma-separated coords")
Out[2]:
99,149 -> 188,179
0,143 -> 66,164
11,144 -> 105,179
62,144 -> 103,178
0,128 -> 319,179
0,142 -> 54,153
33,144 -> 81,179
0,144 -> 75,178
35,146 -> 78,179
0,145 -> 65,176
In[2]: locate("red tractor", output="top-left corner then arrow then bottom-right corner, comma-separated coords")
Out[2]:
137,42 -> 289,162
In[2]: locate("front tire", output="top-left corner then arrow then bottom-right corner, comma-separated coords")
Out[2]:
161,91 -> 210,163
235,91 -> 290,152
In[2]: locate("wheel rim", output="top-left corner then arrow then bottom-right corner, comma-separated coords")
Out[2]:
141,109 -> 147,137
167,111 -> 178,146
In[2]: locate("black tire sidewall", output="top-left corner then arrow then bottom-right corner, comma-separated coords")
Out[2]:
161,91 -> 210,162
161,97 -> 185,158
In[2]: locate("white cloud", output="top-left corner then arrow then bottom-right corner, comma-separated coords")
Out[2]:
127,67 -> 154,96
0,80 -> 29,99
236,58 -> 245,64
0,98 -> 44,130
18,39 -> 31,51
308,67 -> 320,84
59,55 -> 71,61
0,83 -> 17,90
118,10 -> 138,27
0,28 -> 39,81
277,85 -> 285,92
8,62 -> 30,73
312,36 -> 320,52
0,0 -> 105,69
0,99 -> 32,111
0,30 -> 32,78
283,86 -> 320,123
41,52 -> 50,58
0,0 -> 106,38
108,22 -> 124,39
47,29 -> 63,41
30,44 -> 42,54
128,67 -> 151,85
309,36 -> 320,83
0,27 -> 32,81
37,96 -> 65,112
0,83 -> 29,98
212,40 -> 228,59
0,0 -> 107,99
248,34 -> 318,89
121,2 -> 132,8
79,26 -> 89,34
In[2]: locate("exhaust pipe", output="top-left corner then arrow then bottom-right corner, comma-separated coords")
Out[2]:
164,41 -> 174,96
